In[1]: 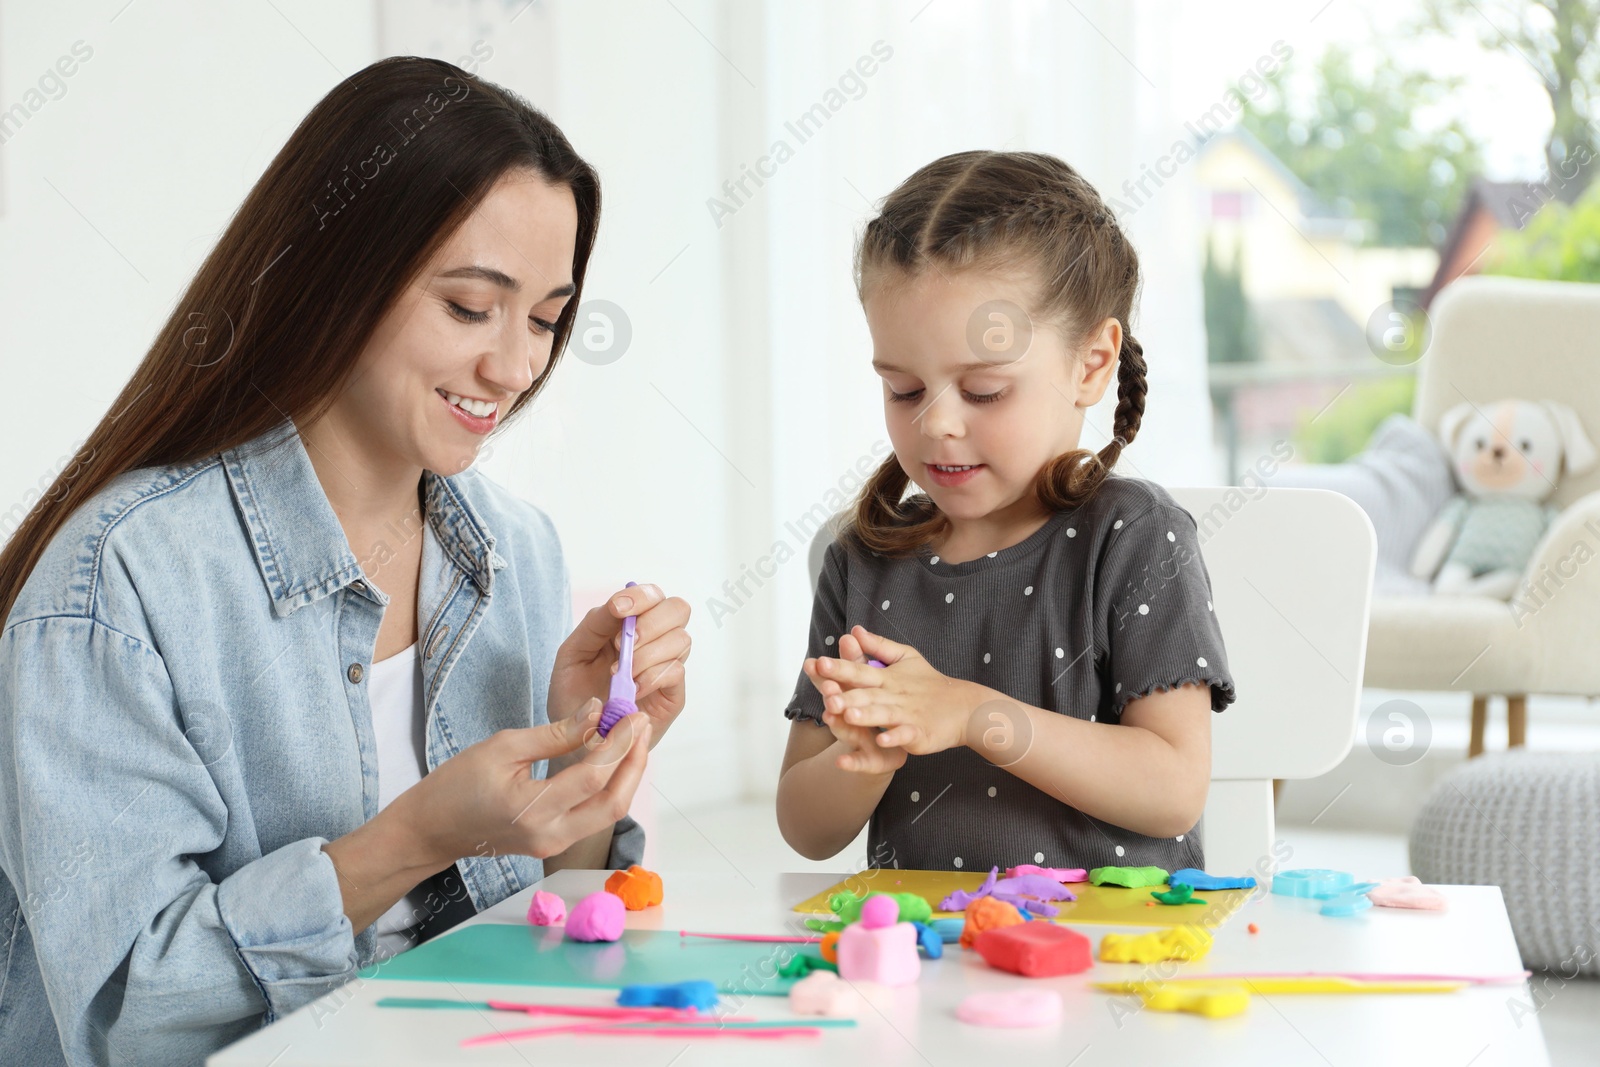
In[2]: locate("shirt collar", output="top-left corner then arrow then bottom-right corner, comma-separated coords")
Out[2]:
223,420 -> 501,616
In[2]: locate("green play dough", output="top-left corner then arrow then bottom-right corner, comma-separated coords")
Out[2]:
777,952 -> 839,978
827,890 -> 933,925
1089,865 -> 1170,888
1149,883 -> 1207,905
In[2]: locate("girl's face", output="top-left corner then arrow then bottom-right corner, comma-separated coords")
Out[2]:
334,170 -> 579,478
863,267 -> 1120,534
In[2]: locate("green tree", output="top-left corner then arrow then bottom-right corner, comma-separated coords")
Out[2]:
1424,0 -> 1599,202
1488,177 -> 1600,280
1202,236 -> 1257,364
1240,46 -> 1484,247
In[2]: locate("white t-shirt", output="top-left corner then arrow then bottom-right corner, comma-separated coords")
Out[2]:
367,638 -> 428,958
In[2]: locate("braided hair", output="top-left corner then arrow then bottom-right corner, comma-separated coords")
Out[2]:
847,151 -> 1147,557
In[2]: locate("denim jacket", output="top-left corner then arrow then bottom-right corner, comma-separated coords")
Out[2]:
0,420 -> 642,1066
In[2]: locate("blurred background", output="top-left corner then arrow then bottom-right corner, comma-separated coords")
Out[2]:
3,3 -> 1599,1051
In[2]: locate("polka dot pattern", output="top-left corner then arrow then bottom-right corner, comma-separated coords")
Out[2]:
987,786 -> 997,797
953,857 -> 963,868
930,555 -> 940,564
1034,852 -> 1045,863
1114,519 -> 1124,529
824,636 -> 834,645
1066,527 -> 1077,538
1024,585 -> 1034,596
910,791 -> 920,802
881,599 -> 890,610
1115,845 -> 1125,857
1197,657 -> 1208,667
944,592 -> 954,603
1138,604 -> 1149,615
983,652 -> 991,664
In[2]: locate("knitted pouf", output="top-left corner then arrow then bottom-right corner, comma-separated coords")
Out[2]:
1409,750 -> 1600,975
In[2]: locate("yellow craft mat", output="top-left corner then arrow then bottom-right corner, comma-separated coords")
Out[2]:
792,868 -> 1255,928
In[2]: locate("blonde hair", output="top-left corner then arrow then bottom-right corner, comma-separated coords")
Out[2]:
846,150 -> 1146,557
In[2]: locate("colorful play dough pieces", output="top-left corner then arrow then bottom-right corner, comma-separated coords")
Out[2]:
1098,924 -> 1213,964
959,896 -> 1026,949
956,990 -> 1063,1028
1169,867 -> 1257,891
929,917 -> 965,943
837,895 -> 920,986
1005,864 -> 1088,882
564,891 -> 626,942
1367,876 -> 1447,911
974,922 -> 1093,977
1149,883 -> 1208,906
604,865 -> 664,910
911,921 -> 944,959
1138,982 -> 1250,1018
617,979 -> 718,1011
829,890 -> 932,926
525,890 -> 566,926
788,970 -> 863,1017
1089,865 -> 1169,888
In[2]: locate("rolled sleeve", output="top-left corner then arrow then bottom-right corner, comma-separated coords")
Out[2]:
1095,503 -> 1236,716
0,617 -> 358,1066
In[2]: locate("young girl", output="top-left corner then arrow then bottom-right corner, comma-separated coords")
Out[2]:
777,150 -> 1235,875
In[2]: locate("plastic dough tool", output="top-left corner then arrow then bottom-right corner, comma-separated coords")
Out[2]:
597,581 -> 640,738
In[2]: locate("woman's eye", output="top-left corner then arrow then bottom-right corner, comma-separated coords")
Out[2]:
530,317 -> 556,335
447,301 -> 490,324
964,389 -> 1006,404
888,387 -> 924,404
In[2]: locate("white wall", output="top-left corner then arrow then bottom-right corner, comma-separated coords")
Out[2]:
0,0 -> 1213,821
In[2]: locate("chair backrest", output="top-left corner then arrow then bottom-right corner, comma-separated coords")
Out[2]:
1418,276 -> 1600,510
805,487 -> 1374,876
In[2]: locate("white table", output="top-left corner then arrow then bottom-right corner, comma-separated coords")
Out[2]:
211,869 -> 1551,1066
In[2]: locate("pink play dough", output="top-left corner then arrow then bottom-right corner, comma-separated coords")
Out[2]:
956,990 -> 1063,1028
526,890 -> 567,926
1367,876 -> 1447,911
565,891 -> 627,942
1005,865 -> 1089,883
788,971 -> 864,1017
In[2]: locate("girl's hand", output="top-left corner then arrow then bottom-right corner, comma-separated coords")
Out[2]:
815,625 -> 981,756
392,701 -> 652,866
548,583 -> 690,749
804,630 -> 907,775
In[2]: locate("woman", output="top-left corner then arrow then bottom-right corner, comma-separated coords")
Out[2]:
0,57 -> 690,1066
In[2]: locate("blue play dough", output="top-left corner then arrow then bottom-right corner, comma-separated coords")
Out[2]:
911,921 -> 944,959
1320,892 -> 1375,917
929,918 -> 965,943
1271,868 -> 1356,899
1169,867 -> 1258,891
618,979 -> 720,1010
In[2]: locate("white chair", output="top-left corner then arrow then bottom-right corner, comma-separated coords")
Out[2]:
806,486 -> 1375,875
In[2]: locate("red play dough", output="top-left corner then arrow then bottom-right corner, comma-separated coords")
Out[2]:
974,922 -> 1093,977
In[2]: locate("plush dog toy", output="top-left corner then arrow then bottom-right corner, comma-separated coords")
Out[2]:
1411,399 -> 1597,597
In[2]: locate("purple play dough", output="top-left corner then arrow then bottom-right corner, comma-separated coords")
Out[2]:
941,867 -> 1078,914
940,866 -> 1000,911
994,875 -> 1078,901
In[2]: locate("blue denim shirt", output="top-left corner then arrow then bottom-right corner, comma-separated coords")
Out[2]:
0,420 -> 641,1065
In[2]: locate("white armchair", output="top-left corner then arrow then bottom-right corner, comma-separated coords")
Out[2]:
1363,275 -> 1600,756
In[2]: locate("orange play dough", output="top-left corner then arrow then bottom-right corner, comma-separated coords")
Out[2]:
604,865 -> 664,910
959,896 -> 1025,949
820,929 -> 841,963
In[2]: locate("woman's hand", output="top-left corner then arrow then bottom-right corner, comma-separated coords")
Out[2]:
392,700 -> 652,869
548,583 -> 690,749
813,625 -> 982,756
805,630 -> 907,775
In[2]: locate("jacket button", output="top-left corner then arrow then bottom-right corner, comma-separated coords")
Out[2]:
348,662 -> 364,684
351,581 -> 366,594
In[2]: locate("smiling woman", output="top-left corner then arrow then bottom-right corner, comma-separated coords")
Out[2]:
0,56 -> 690,1067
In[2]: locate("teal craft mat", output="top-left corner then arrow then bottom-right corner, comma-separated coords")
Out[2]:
361,924 -> 807,996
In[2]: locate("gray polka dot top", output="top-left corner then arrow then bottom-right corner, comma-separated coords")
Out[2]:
784,476 -> 1236,873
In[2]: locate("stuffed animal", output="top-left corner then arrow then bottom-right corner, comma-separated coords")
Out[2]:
1411,399 -> 1597,597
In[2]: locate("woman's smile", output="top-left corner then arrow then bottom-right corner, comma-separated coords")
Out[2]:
436,387 -> 499,435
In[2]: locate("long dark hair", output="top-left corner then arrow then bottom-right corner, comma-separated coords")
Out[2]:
848,150 -> 1146,557
0,56 -> 600,623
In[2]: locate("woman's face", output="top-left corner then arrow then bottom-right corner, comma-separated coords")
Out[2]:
336,169 -> 579,478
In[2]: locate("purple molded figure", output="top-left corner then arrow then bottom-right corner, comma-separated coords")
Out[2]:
597,581 -> 640,738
